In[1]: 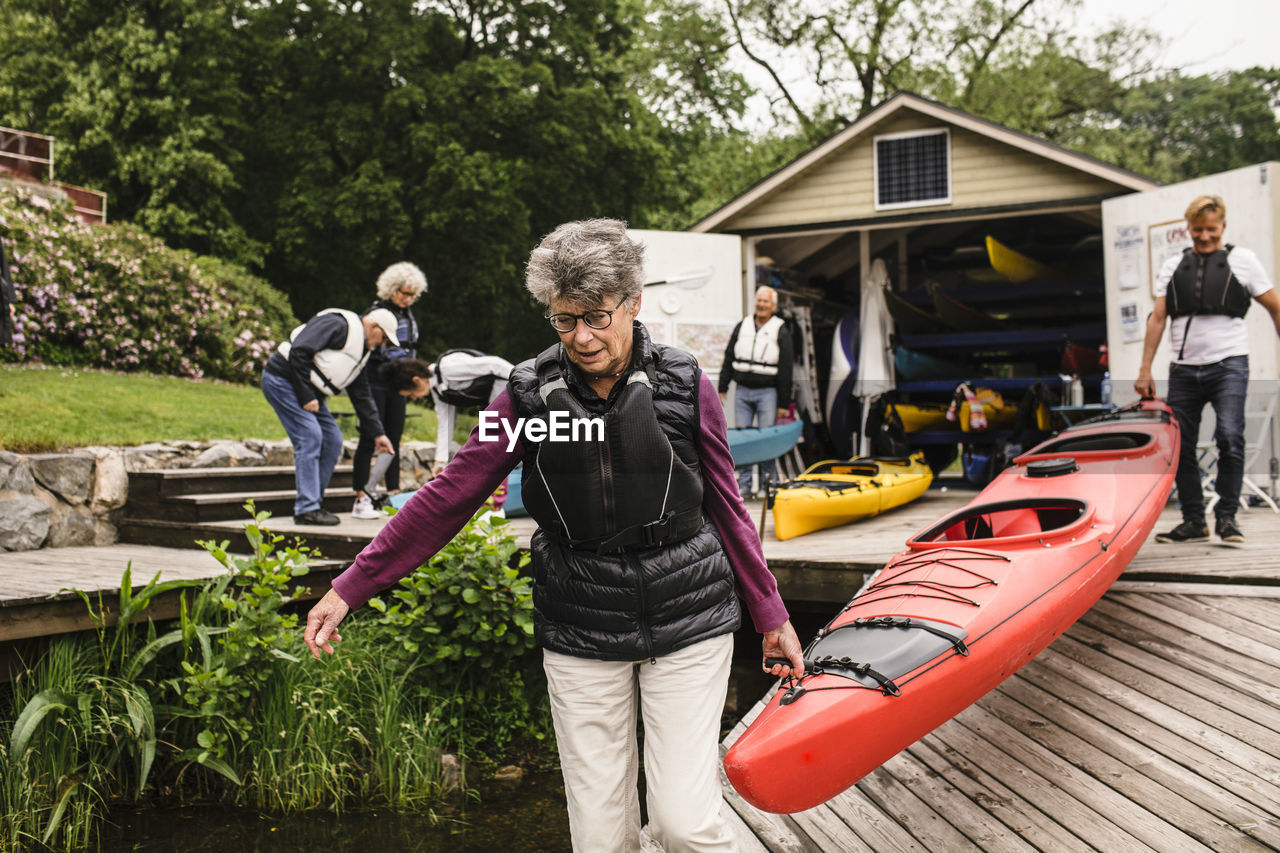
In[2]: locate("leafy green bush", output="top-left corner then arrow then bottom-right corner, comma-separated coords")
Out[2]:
0,505 -> 550,849
0,184 -> 295,381
367,509 -> 548,756
168,503 -> 315,777
371,509 -> 535,668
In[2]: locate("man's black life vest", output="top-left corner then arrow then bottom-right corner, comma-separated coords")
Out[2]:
1167,246 -> 1250,320
508,323 -> 741,661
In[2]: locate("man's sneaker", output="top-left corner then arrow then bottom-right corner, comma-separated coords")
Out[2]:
1215,516 -> 1244,543
352,495 -> 380,520
294,508 -> 340,526
1154,520 -> 1210,543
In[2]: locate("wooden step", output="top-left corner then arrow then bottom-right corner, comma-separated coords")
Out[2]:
129,465 -> 357,499
116,517 -> 373,561
127,486 -> 354,523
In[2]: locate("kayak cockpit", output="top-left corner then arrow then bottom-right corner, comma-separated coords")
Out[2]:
1021,430 -> 1154,459
801,460 -> 880,478
910,497 -> 1091,545
784,616 -> 970,700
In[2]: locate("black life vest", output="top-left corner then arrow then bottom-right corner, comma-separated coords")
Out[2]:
508,323 -> 741,661
1167,246 -> 1250,320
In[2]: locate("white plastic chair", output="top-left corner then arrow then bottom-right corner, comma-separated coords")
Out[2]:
1198,388 -> 1279,513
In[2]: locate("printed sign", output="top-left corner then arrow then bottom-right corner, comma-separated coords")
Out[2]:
1113,224 -> 1143,291
677,322 -> 736,369
1120,301 -> 1144,343
1147,219 -> 1191,297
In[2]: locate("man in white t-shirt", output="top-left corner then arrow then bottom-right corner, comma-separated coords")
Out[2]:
1135,194 -> 1280,544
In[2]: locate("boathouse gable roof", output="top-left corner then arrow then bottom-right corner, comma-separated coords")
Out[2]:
691,93 -> 1158,234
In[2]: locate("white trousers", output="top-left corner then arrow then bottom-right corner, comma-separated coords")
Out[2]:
542,633 -> 736,853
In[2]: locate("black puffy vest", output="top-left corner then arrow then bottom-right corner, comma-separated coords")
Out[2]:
1167,246 -> 1250,319
509,323 -> 741,661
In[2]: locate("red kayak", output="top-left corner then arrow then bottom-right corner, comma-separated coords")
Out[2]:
724,399 -> 1179,814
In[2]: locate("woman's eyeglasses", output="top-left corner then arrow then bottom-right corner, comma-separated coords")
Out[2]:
546,296 -> 629,333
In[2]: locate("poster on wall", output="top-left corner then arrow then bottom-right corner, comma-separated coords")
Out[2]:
1113,224 -> 1143,290
1120,301 -> 1144,343
677,323 -> 735,370
1147,219 -> 1191,296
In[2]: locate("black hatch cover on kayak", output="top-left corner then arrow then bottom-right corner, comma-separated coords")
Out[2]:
793,616 -> 969,698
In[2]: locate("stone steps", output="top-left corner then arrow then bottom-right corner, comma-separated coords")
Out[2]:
127,485 -> 358,524
1,438 -> 437,554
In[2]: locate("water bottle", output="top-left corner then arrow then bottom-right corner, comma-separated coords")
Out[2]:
1100,371 -> 1113,406
1070,376 -> 1084,407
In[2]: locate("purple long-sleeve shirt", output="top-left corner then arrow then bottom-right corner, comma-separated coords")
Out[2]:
331,373 -> 790,634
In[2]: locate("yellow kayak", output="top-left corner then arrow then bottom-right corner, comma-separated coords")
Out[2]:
957,387 -> 1017,432
955,387 -> 1051,432
894,402 -> 952,433
770,452 -> 934,541
985,235 -> 1059,283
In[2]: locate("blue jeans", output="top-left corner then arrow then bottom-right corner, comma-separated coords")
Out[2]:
261,370 -> 344,515
734,385 -> 778,494
1167,355 -> 1248,523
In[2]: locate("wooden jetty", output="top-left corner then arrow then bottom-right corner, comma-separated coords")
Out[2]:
3,485 -> 1277,644
718,580 -> 1280,851
713,496 -> 1280,851
3,485 -> 1280,850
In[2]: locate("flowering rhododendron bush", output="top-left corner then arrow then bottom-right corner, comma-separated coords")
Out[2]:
1,185 -> 295,381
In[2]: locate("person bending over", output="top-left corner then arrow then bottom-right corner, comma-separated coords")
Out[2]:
261,308 -> 397,525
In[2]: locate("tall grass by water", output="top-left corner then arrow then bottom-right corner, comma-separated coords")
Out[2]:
0,506 -> 549,851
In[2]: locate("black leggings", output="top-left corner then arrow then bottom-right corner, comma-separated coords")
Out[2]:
352,385 -> 407,492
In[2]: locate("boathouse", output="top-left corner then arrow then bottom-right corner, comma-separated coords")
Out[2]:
680,93 -> 1279,487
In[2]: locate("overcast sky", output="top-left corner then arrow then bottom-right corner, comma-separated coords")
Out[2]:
1078,0 -> 1280,73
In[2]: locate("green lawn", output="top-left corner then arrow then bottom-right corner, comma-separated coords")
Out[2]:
0,364 -> 454,452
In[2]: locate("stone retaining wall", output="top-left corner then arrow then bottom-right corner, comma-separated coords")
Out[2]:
0,439 -> 439,552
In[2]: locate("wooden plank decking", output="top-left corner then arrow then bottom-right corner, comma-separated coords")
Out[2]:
720,584 -> 1280,852
0,544 -> 344,643
3,485 -> 1279,643
3,485 -> 1280,848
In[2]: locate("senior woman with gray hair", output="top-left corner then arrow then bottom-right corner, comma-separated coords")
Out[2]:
351,261 -> 427,519
304,218 -> 804,852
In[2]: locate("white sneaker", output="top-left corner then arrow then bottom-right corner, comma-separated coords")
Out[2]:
352,496 -> 380,519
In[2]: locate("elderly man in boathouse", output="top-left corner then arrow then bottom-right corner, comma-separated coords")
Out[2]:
718,285 -> 794,498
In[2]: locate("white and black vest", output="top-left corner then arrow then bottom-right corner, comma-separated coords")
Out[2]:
278,308 -> 369,396
731,315 -> 785,377
509,323 -> 741,660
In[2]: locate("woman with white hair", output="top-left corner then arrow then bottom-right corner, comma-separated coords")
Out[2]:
351,261 -> 427,519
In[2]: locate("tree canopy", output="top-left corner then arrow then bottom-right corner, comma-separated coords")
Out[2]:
1,0 -> 1277,364
1,0 -> 749,359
